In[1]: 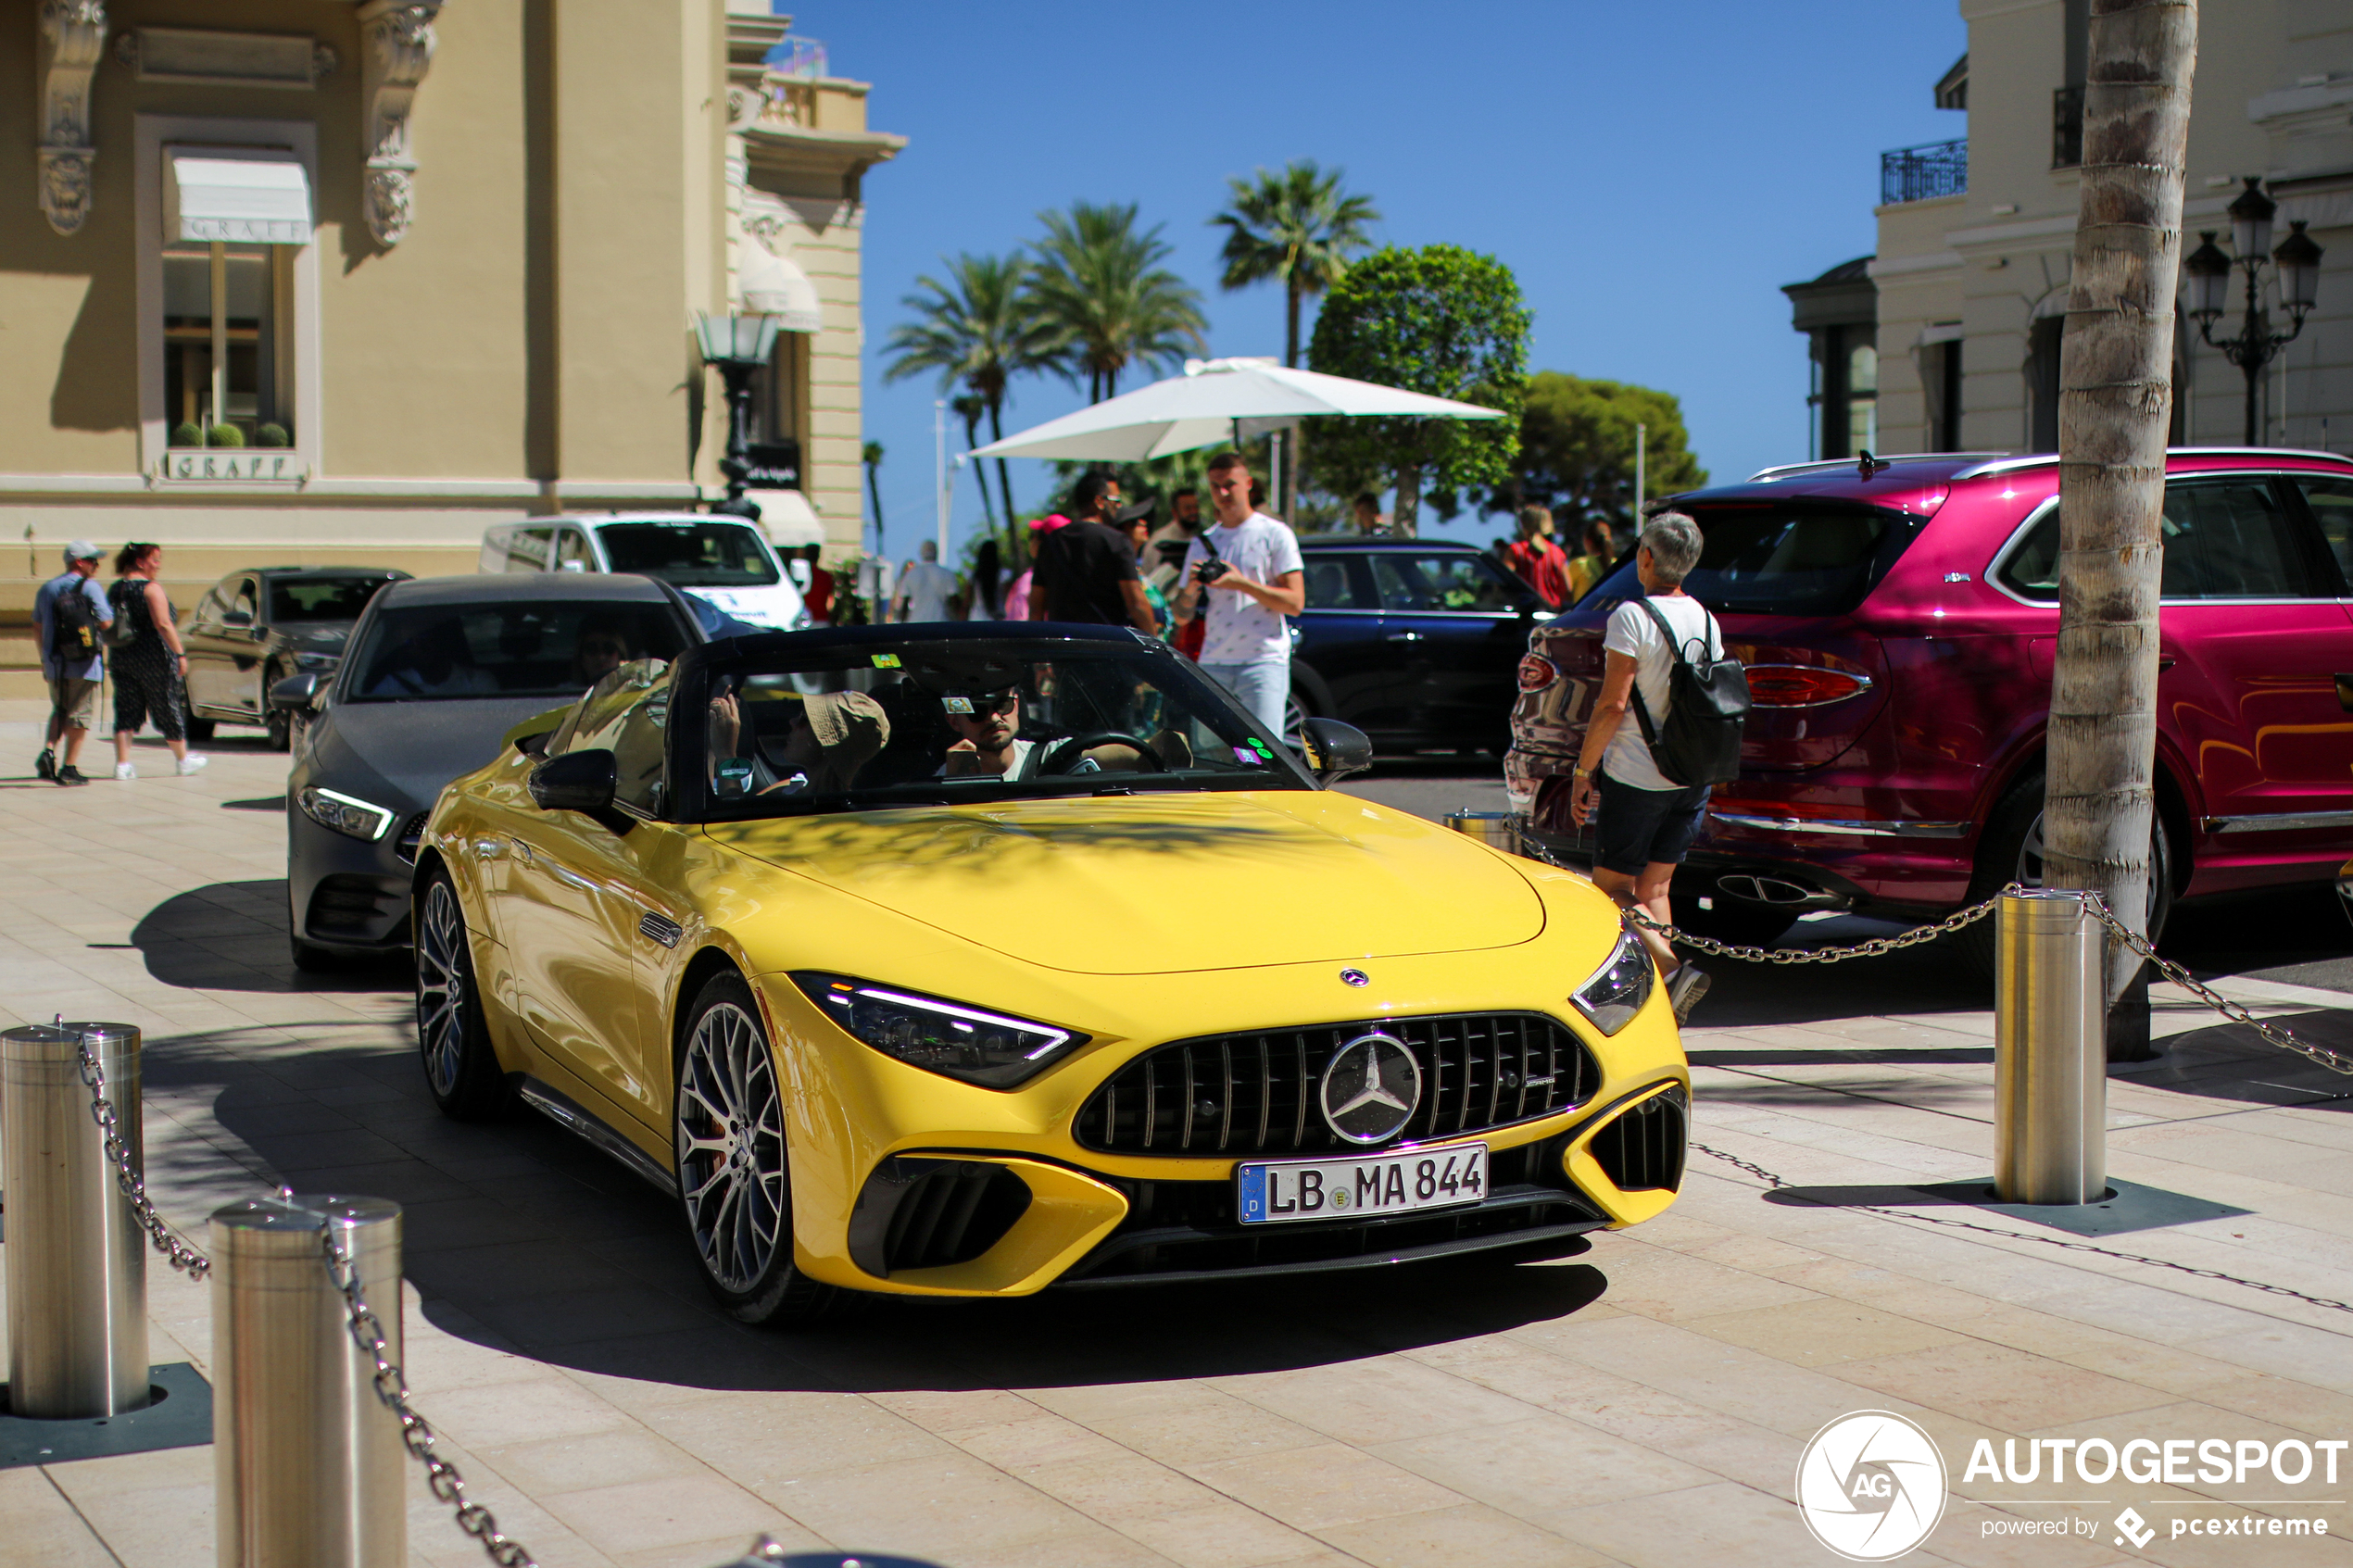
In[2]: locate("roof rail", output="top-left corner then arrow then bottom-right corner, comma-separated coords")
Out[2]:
1949,446 -> 2353,481
1745,452 -> 2007,483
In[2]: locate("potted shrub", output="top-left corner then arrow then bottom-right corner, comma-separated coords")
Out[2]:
171,420 -> 203,448
255,423 -> 290,448
206,423 -> 245,447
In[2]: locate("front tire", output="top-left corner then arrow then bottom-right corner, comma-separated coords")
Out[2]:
674,972 -> 834,1326
414,871 -> 512,1120
264,664 -> 292,750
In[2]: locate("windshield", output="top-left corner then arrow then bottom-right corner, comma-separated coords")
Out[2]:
596,521 -> 780,587
345,600 -> 689,702
693,637 -> 1312,817
270,575 -> 395,623
1586,503 -> 1918,617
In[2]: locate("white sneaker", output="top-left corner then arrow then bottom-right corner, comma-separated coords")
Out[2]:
176,754 -> 209,776
115,762 -> 135,781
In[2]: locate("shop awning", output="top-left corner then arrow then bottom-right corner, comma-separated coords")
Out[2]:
740,240 -> 823,332
165,154 -> 312,245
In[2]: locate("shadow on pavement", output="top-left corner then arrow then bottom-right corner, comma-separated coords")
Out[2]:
130,878 -> 401,993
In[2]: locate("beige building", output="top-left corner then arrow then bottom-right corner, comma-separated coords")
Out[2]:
1,0 -> 900,691
1791,0 -> 2350,462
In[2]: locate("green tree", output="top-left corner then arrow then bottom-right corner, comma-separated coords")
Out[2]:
1305,244 -> 1530,536
1211,160 -> 1379,370
1499,371 -> 1707,533
882,252 -> 1050,556
1024,201 -> 1206,403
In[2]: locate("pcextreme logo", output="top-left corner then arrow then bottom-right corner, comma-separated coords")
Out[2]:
1796,1411 -> 1948,1562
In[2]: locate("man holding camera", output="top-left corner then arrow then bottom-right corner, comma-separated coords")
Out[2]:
1174,452 -> 1303,735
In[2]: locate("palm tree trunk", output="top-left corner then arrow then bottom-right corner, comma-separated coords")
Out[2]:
988,398 -> 1019,561
966,421 -> 998,535
1285,281 -> 1302,369
2045,0 -> 2196,1009
1391,461 -> 1421,540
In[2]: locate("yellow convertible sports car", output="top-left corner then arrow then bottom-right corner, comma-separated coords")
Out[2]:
414,624 -> 1688,1323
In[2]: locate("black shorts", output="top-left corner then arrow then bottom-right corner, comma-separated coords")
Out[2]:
1593,770 -> 1708,876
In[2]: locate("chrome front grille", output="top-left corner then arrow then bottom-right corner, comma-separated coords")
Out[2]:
1072,1012 -> 1601,1158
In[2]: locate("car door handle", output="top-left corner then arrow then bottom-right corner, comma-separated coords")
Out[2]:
2337,672 -> 2353,713
2158,657 -> 2176,671
513,840 -> 535,864
1386,632 -> 1423,642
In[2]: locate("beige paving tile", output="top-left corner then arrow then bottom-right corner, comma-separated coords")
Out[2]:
1545,1478 -> 1820,1567
537,1472 -> 805,1557
1314,1501 -> 1615,1567
1112,1500 -> 1327,1568
474,1428 -> 709,1497
1212,1354 -> 1542,1446
1681,1295 -> 1969,1368
1369,1412 -> 1713,1514
1829,1339 -> 2183,1430
766,1452 -> 1090,1561
6,1462 -> 175,1568
1185,1441 -> 1467,1532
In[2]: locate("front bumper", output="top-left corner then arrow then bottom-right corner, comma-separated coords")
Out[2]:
286,800 -> 427,952
758,965 -> 1690,1297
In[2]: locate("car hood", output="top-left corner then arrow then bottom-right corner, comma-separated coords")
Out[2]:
308,696 -> 572,811
703,792 -> 1547,975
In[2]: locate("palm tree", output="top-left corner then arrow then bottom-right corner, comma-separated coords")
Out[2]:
950,391 -> 998,539
1024,201 -> 1206,403
862,440 -> 885,556
883,253 -> 1049,553
1211,160 -> 1379,368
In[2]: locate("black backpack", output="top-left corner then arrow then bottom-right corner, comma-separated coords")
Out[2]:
106,579 -> 147,648
1626,596 -> 1750,787
50,582 -> 98,663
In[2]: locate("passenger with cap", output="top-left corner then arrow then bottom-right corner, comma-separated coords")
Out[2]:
708,687 -> 889,797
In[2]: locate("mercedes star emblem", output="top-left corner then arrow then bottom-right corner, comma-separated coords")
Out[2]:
1319,1033 -> 1421,1145
1340,967 -> 1369,987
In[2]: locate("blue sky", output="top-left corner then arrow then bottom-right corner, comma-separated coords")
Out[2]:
807,1 -> 1969,555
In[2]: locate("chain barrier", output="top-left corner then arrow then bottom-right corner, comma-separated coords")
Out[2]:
2079,894 -> 2353,1079
74,1034 -> 211,1279
1689,1140 -> 2353,1318
322,1224 -> 540,1568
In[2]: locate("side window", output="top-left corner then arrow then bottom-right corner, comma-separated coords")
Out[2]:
555,528 -> 596,573
232,579 -> 260,623
1302,554 -> 1368,609
2159,479 -> 2321,599
2292,478 -> 2353,592
1994,504 -> 2060,602
552,659 -> 673,814
1373,553 -> 1522,612
195,585 -> 229,626
502,526 -> 554,574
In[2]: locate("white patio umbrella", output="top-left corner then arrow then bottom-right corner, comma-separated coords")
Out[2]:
967,356 -> 1504,462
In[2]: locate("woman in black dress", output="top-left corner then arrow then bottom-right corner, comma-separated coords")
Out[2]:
108,542 -> 207,779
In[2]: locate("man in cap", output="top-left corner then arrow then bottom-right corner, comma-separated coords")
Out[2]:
939,686 -> 1035,779
32,541 -> 114,785
709,687 -> 889,797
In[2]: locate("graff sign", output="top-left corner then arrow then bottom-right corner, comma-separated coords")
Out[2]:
159,451 -> 308,483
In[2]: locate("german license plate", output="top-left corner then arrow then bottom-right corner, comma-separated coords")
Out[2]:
1236,1143 -> 1487,1225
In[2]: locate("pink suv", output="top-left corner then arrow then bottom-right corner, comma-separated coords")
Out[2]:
1506,449 -> 2353,965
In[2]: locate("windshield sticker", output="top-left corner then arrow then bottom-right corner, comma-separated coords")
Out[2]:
871,653 -> 901,669
1233,746 -> 1264,765
941,696 -> 974,714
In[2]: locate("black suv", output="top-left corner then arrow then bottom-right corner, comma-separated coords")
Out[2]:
1290,537 -> 1548,753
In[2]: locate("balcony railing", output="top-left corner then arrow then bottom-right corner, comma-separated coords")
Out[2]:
1881,139 -> 1968,205
2053,84 -> 2083,168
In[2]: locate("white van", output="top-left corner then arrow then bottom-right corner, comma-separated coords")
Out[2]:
480,513 -> 808,633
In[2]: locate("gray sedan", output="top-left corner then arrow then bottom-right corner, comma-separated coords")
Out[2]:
277,573 -> 705,969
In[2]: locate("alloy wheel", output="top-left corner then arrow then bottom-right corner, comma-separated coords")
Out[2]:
676,1001 -> 787,1294
415,881 -> 468,1097
2017,809 -> 2163,923
1282,691 -> 1307,751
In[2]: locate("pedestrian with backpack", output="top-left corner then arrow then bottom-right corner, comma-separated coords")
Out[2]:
107,542 -> 206,779
1567,511 -> 1751,1022
32,540 -> 114,786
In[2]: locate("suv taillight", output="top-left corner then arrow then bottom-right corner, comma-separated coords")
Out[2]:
1517,654 -> 1559,692
1745,665 -> 1873,708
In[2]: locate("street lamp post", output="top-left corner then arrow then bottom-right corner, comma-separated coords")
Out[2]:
695,310 -> 783,518
2183,178 -> 2324,445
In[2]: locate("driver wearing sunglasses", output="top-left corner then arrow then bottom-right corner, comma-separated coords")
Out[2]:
938,687 -> 1036,780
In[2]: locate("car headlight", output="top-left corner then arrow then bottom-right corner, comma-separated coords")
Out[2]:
1570,926 -> 1655,1035
297,785 -> 396,842
793,972 -> 1085,1088
293,651 -> 338,670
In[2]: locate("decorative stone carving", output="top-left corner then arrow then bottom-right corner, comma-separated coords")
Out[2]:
113,27 -> 335,87
356,0 -> 440,246
37,0 -> 106,235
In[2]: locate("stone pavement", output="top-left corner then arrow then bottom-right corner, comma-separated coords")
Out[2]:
3,704 -> 2352,1567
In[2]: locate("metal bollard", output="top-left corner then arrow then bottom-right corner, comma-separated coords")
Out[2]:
1994,890 -> 2108,1205
2,1022 -> 149,1417
1445,810 -> 1521,854
212,1194 -> 405,1568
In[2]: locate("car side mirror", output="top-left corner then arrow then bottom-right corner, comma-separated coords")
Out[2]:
268,671 -> 321,712
1299,718 -> 1373,784
221,607 -> 253,627
529,748 -> 617,815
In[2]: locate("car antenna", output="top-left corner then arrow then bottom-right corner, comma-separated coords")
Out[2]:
1857,450 -> 1891,480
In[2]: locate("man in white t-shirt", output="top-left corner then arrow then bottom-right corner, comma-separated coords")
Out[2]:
1566,511 -> 1718,1023
1173,453 -> 1303,734
894,539 -> 960,622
